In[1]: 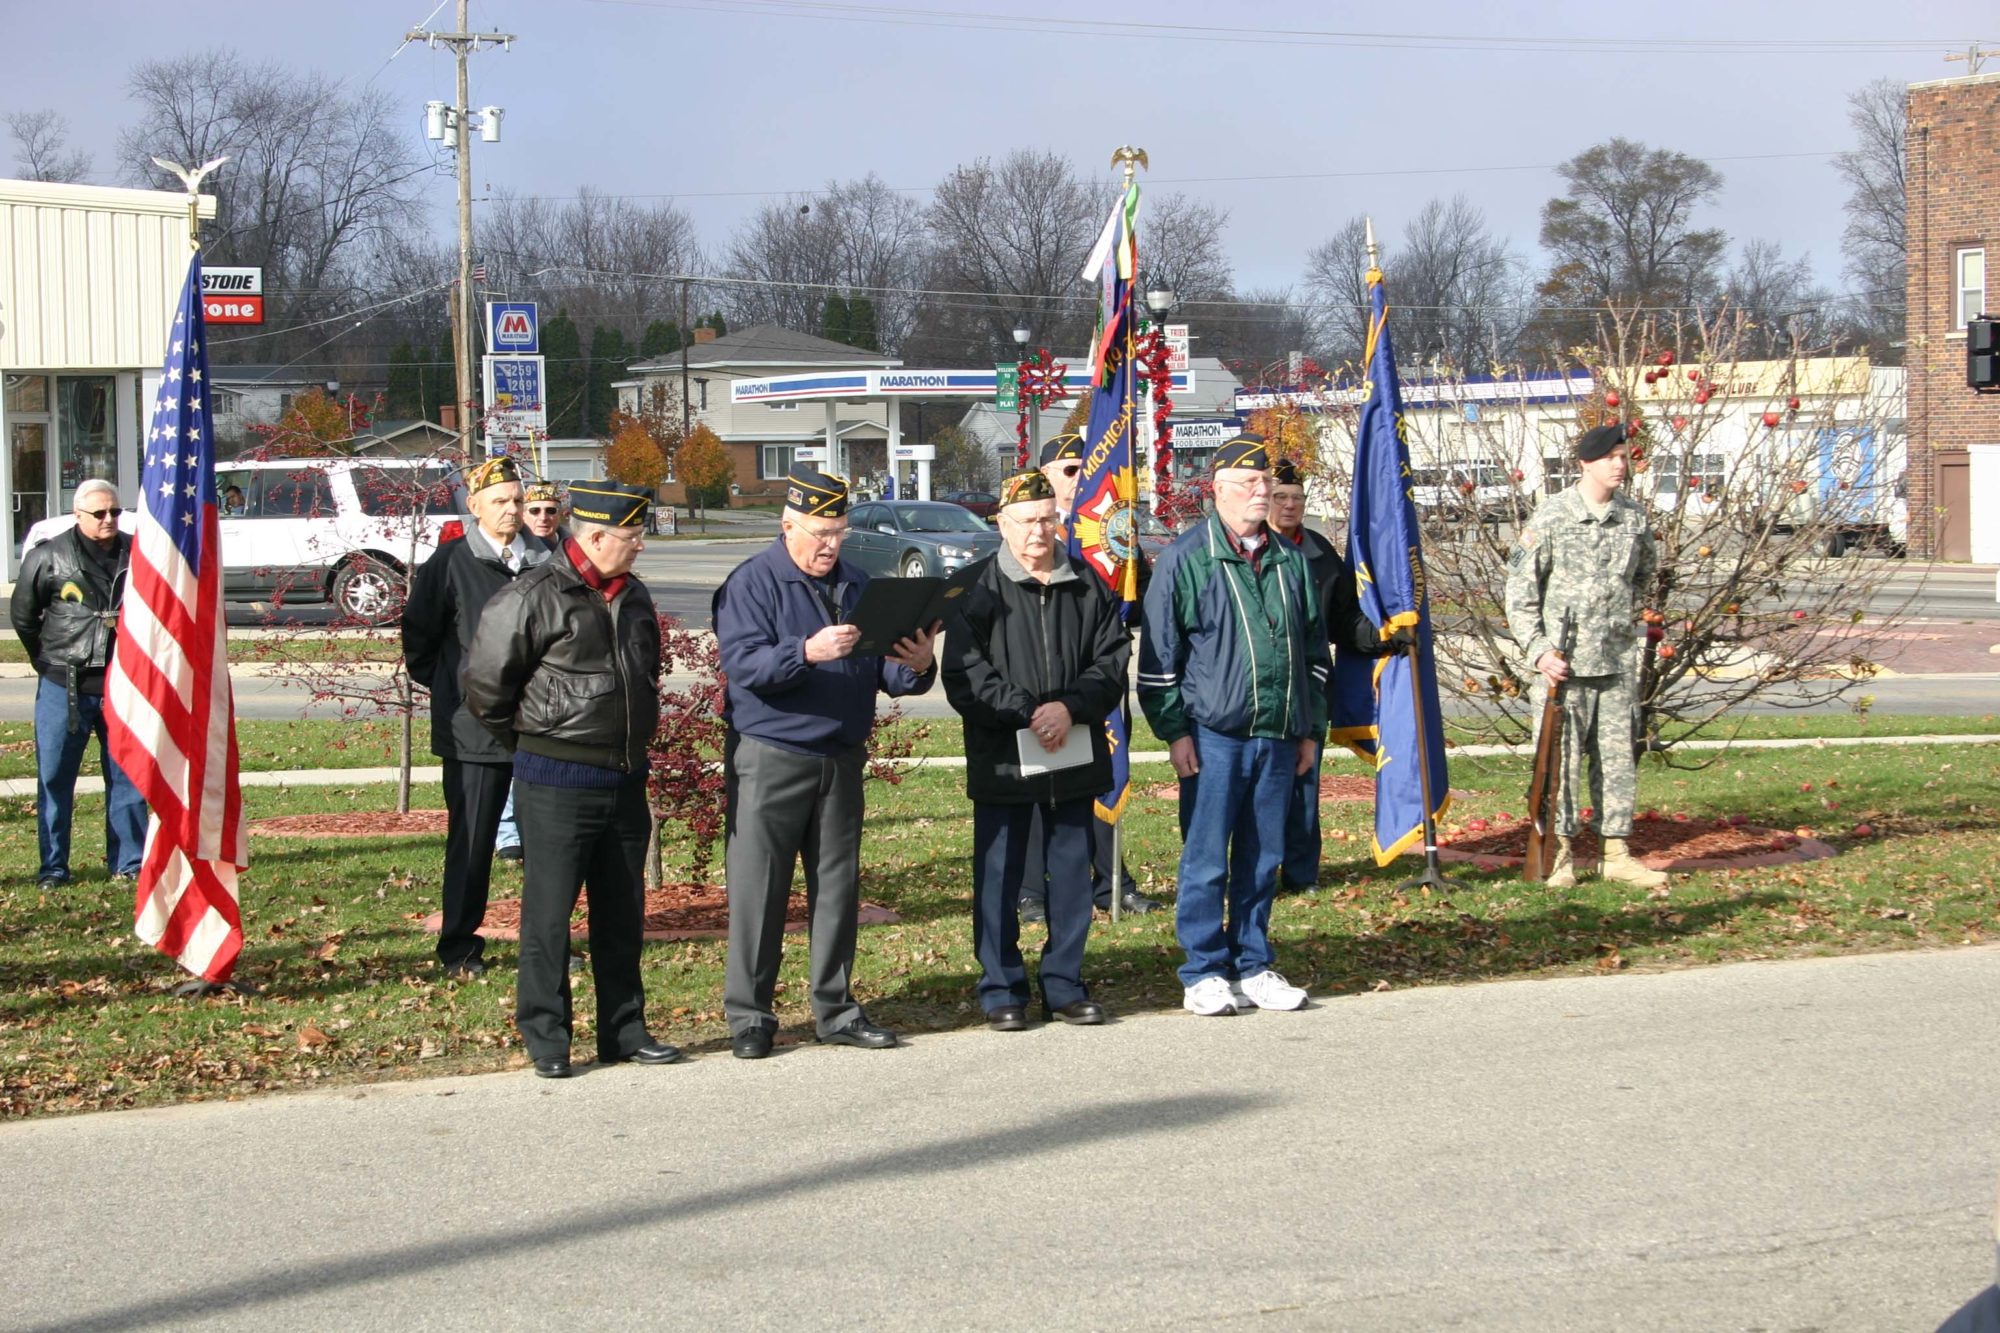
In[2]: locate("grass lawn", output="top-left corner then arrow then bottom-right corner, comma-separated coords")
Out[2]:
3,737 -> 1997,1119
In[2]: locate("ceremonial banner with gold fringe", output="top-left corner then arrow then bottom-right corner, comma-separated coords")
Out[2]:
1329,269 -> 1452,864
1073,177 -> 1141,823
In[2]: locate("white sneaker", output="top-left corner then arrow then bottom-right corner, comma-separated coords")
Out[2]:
1182,976 -> 1239,1016
1235,970 -> 1307,1011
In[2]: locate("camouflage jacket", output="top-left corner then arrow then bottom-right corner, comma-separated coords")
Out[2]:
1503,486 -> 1658,677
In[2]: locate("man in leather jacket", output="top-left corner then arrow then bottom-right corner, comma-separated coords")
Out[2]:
8,479 -> 146,888
461,480 -> 679,1080
943,470 -> 1130,1030
401,454 -> 553,978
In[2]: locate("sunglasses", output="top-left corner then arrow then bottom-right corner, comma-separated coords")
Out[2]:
1056,464 -> 1080,478
77,507 -> 123,520
526,506 -> 559,516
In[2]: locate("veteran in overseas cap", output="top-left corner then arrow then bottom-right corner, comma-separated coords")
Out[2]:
1038,432 -> 1085,468
999,469 -> 1055,506
1210,432 -> 1271,473
784,464 -> 849,518
567,479 -> 651,528
462,454 -> 522,495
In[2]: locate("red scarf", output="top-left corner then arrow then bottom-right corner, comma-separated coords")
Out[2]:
564,536 -> 629,602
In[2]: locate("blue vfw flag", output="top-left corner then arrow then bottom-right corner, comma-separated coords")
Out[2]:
1072,178 -> 1142,823
1329,267 -> 1452,864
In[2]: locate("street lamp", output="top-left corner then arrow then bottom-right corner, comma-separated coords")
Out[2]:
1145,288 -> 1175,327
1012,324 -> 1038,467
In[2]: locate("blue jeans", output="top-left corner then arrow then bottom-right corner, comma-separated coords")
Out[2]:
495,781 -> 520,851
1283,738 -> 1325,889
34,676 -> 147,880
1174,725 -> 1295,987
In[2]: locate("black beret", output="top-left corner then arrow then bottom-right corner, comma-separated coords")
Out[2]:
1211,432 -> 1270,473
1270,458 -> 1303,487
461,454 -> 521,494
1038,432 -> 1085,467
1000,470 -> 1055,506
1577,422 -> 1628,461
785,465 -> 849,517
567,479 -> 651,528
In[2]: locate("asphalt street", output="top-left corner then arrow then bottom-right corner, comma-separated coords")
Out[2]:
3,946 -> 1997,1330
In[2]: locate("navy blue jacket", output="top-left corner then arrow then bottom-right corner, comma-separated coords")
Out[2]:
712,538 -> 935,755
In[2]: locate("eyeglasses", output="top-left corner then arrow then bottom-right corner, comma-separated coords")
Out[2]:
1216,476 -> 1273,494
1055,464 -> 1081,479
526,506 -> 559,516
1002,514 -> 1060,529
794,524 -> 849,546
76,507 -> 123,520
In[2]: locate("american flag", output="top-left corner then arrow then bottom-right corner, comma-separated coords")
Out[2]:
105,254 -> 247,984
471,260 -> 488,283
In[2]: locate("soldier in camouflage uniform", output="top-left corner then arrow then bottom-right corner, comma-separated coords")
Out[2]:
1504,422 -> 1667,890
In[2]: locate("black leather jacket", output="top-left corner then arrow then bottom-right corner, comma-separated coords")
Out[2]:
460,555 -> 662,774
9,527 -> 131,694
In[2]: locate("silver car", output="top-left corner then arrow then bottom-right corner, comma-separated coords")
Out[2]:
844,500 -> 1002,579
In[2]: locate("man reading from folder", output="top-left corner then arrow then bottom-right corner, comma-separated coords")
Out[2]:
942,470 -> 1130,1031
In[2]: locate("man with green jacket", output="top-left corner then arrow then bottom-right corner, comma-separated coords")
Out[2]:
1139,435 -> 1330,1017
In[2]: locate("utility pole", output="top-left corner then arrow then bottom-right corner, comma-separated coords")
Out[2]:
1945,43 -> 1991,75
411,2 -> 513,457
680,278 -> 692,440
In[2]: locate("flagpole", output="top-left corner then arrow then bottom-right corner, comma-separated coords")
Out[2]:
1394,638 -> 1465,896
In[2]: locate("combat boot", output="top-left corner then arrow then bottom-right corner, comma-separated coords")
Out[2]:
1544,837 -> 1576,889
1601,837 -> 1667,889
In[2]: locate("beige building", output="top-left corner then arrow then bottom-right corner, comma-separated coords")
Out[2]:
615,324 -> 898,506
1,177 -> 215,583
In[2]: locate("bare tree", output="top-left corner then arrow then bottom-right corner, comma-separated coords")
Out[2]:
5,110 -> 91,182
722,174 -> 925,351
1394,194 -> 1527,373
1833,77 -> 1907,361
1530,138 -> 1728,353
1721,239 -> 1837,357
1197,286 -> 1323,381
1330,304 -> 1917,754
1304,214 -> 1376,368
1139,192 -> 1234,308
118,51 -> 428,354
919,149 -> 1101,360
482,186 -> 702,339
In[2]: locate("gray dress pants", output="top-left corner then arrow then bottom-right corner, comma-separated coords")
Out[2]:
723,730 -> 867,1038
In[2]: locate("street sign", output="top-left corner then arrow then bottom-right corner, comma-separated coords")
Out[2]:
202,266 -> 264,324
995,364 -> 1020,411
485,301 -> 539,354
1165,324 -> 1189,373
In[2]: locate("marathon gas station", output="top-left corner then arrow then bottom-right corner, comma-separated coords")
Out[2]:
730,365 -> 1204,501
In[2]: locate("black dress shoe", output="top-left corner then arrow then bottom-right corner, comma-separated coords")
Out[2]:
732,1028 -> 774,1060
986,1005 -> 1029,1032
817,1018 -> 897,1049
603,1039 -> 683,1066
1117,889 -> 1161,915
1019,898 -> 1048,925
495,845 -> 524,862
532,1055 -> 572,1079
443,958 -> 487,980
1047,999 -> 1108,1025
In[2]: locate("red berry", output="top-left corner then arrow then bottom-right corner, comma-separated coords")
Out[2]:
1604,391 -> 1621,408
1762,411 -> 1781,428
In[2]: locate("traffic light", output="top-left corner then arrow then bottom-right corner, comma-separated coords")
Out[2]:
1968,316 -> 2000,391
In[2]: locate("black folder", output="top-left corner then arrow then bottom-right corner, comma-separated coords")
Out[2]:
845,563 -> 983,656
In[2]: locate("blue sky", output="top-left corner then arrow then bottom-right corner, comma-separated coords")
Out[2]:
6,0 -> 1993,302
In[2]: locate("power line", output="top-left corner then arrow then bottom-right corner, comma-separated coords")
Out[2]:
577,0 -> 1983,57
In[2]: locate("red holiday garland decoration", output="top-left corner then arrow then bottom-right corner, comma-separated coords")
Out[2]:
1014,346 -> 1065,470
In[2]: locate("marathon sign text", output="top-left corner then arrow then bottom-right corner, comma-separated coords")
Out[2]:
485,301 -> 539,353
202,267 -> 264,325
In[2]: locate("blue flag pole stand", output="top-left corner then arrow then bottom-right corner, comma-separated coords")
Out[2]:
1393,640 -> 1467,896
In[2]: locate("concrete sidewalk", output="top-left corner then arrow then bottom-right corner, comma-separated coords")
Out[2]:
3,946 -> 1997,1330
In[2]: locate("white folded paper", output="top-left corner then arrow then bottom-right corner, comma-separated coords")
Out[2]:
1016,724 -> 1092,775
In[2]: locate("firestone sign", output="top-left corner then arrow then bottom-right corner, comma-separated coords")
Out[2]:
201,266 -> 263,325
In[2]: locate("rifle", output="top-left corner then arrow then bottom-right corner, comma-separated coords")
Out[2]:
1522,611 -> 1578,882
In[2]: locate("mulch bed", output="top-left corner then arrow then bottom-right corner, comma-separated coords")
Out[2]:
1437,815 -> 1838,871
251,811 -> 450,838
421,883 -> 900,942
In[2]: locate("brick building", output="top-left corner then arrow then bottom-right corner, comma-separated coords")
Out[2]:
1907,71 -> 2000,562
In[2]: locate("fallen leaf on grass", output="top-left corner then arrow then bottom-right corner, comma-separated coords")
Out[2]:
297,1023 -> 332,1052
1594,944 -> 1625,972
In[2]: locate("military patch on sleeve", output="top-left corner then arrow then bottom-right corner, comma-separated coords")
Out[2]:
1518,528 -> 1539,549
1507,545 -> 1527,572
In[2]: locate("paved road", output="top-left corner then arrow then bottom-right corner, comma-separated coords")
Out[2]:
3,947 -> 1997,1330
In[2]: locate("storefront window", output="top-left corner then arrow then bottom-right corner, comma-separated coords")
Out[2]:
57,375 -> 116,506
5,373 -> 49,414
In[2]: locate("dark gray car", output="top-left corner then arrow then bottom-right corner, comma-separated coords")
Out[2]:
845,500 -> 1002,579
